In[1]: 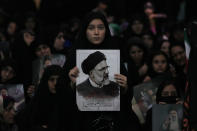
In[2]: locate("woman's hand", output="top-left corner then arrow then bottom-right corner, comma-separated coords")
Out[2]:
114,74 -> 128,90
143,76 -> 151,83
138,64 -> 148,76
69,66 -> 79,84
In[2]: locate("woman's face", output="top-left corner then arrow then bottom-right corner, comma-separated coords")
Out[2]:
0,89 -> 8,97
142,34 -> 153,49
171,46 -> 186,66
48,75 -> 59,94
129,45 -> 144,65
144,8 -> 154,16
1,66 -> 15,82
54,32 -> 65,50
152,54 -> 167,73
161,41 -> 170,56
161,84 -> 177,97
86,19 -> 106,45
7,22 -> 17,35
36,44 -> 51,58
131,20 -> 143,35
25,17 -> 36,30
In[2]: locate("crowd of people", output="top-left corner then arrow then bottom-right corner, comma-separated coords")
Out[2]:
0,0 -> 195,131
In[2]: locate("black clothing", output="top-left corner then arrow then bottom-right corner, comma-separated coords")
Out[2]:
77,79 -> 119,98
64,12 -> 141,131
188,22 -> 197,129
11,33 -> 34,85
24,65 -> 77,131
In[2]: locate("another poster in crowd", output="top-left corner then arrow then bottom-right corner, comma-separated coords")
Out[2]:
132,77 -> 164,124
152,104 -> 183,131
32,54 -> 66,85
0,84 -> 25,111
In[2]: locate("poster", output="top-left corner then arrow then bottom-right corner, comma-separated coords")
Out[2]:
0,84 -> 25,111
32,54 -> 66,85
132,77 -> 164,123
76,50 -> 120,111
152,104 -> 183,131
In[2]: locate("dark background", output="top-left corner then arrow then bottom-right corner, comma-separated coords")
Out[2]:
0,0 -> 195,26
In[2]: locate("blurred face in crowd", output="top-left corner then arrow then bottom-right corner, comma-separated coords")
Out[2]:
98,2 -> 108,11
130,45 -> 144,65
90,60 -> 110,86
3,102 -> 16,124
35,44 -> 51,58
0,32 -> 6,41
0,89 -> 8,97
144,2 -> 154,16
144,7 -> 154,16
152,54 -> 167,73
54,32 -> 65,51
171,45 -> 186,66
25,17 -> 36,31
161,41 -> 170,56
1,66 -> 15,82
24,31 -> 35,46
142,34 -> 153,49
86,19 -> 106,45
161,84 -> 177,97
7,22 -> 17,35
131,20 -> 143,35
173,30 -> 184,42
48,75 -> 59,94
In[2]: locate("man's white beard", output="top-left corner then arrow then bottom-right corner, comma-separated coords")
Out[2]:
93,74 -> 110,87
102,78 -> 110,86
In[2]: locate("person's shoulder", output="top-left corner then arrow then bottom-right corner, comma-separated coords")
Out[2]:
76,79 -> 94,97
77,79 -> 89,88
76,79 -> 92,92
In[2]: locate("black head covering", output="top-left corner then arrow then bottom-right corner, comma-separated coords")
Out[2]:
75,11 -> 111,49
81,51 -> 106,74
31,65 -> 66,125
38,65 -> 66,95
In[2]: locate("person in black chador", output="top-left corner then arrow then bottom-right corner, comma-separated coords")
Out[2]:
24,65 -> 77,131
77,51 -> 119,98
64,11 -> 142,131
